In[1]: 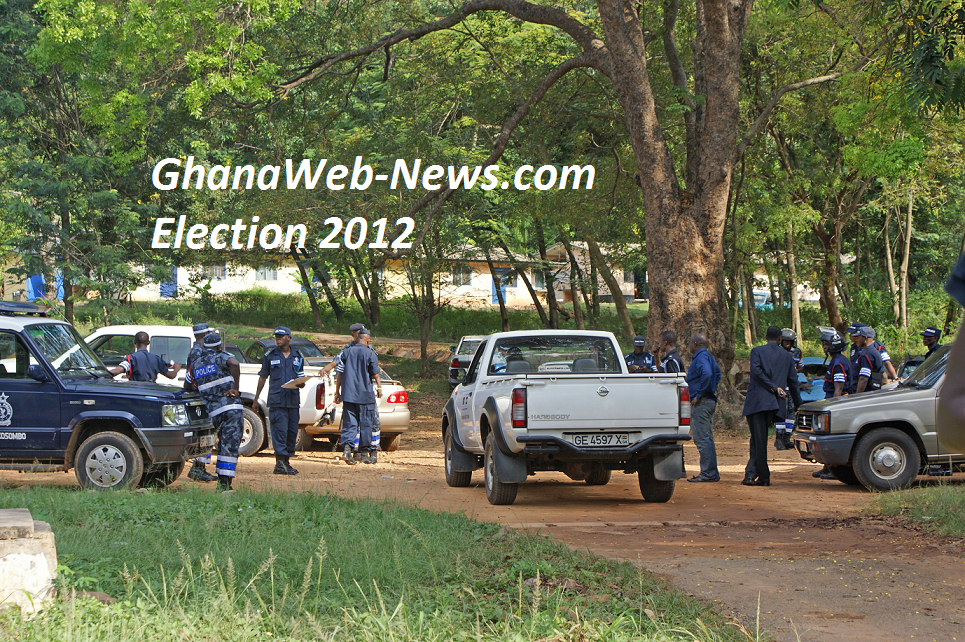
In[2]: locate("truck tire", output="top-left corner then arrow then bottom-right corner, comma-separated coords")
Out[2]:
584,467 -> 611,486
638,460 -> 675,503
139,461 -> 185,488
828,464 -> 861,486
74,431 -> 145,490
484,434 -> 518,505
853,428 -> 920,491
295,427 -> 318,451
239,408 -> 264,457
381,433 -> 402,452
445,430 -> 472,487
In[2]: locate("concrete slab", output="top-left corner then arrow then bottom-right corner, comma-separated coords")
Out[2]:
0,509 -> 57,614
0,508 -> 34,539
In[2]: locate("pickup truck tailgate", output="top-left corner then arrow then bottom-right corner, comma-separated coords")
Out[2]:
522,375 -> 681,430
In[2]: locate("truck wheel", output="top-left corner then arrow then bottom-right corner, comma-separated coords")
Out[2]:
444,430 -> 472,487
74,431 -> 144,490
238,408 -> 264,457
828,465 -> 861,486
139,461 -> 185,488
295,428 -> 317,451
638,461 -> 675,503
584,467 -> 611,486
381,433 -> 402,452
853,428 -> 920,491
484,434 -> 518,505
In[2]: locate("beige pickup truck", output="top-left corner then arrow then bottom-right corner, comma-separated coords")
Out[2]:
792,346 -> 963,490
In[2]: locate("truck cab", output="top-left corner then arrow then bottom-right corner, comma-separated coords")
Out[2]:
0,303 -> 216,489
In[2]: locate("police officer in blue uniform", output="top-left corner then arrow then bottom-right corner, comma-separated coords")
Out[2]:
184,333 -> 243,491
253,327 -> 306,475
774,328 -> 804,450
921,327 -> 943,359
334,328 -> 381,465
108,332 -> 182,382
851,326 -> 884,393
625,336 -> 655,373
185,323 -> 219,482
814,330 -> 852,480
848,322 -> 897,382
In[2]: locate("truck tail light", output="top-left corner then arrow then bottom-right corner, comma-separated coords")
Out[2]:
679,386 -> 690,426
512,388 -> 527,428
450,358 -> 460,369
386,390 -> 408,404
316,382 -> 326,410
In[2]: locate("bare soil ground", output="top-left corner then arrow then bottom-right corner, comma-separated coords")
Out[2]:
7,390 -> 965,642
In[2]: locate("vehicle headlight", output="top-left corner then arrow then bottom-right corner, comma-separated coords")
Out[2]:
161,404 -> 190,426
813,413 -> 830,433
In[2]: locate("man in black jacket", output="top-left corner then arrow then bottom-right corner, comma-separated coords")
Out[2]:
741,326 -> 800,487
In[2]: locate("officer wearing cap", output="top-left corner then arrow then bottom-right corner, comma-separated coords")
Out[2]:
625,336 -> 655,373
848,322 -> 898,381
921,327 -> 943,359
185,323 -> 218,482
254,327 -> 306,475
320,322 -> 366,376
334,325 -> 381,465
108,331 -> 182,382
184,333 -> 243,491
851,326 -> 885,393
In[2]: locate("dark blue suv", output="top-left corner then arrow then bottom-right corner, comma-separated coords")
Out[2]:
0,303 -> 216,489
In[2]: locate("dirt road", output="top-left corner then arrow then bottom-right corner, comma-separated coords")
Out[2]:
7,392 -> 965,642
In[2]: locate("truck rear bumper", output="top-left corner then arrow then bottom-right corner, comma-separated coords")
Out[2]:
515,434 -> 690,461
137,422 -> 218,463
792,432 -> 855,466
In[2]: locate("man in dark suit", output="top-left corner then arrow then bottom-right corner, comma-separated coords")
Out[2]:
742,326 -> 800,487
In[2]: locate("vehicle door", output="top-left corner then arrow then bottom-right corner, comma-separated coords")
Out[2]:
457,340 -> 487,449
149,334 -> 192,384
87,333 -> 134,369
0,331 -> 61,454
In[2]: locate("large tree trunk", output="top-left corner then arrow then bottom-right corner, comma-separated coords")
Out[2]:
561,237 -> 585,330
814,223 -> 846,332
899,191 -> 913,330
585,236 -> 635,340
596,0 -> 747,384
884,207 -> 900,320
786,228 -> 801,340
292,248 -> 324,329
535,220 -> 559,329
495,237 -> 548,326
483,247 -> 509,332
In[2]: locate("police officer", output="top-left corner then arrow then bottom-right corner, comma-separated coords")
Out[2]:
319,322 -> 366,377
184,333 -> 243,491
185,323 -> 218,482
334,327 -> 382,465
253,327 -> 306,476
814,331 -> 852,480
851,326 -> 885,393
848,322 -> 898,382
625,336 -> 655,373
921,327 -> 943,359
774,329 -> 803,450
654,331 -> 685,373
359,328 -> 382,452
108,331 -> 182,382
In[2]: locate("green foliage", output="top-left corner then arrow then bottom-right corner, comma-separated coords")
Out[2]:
871,481 -> 965,538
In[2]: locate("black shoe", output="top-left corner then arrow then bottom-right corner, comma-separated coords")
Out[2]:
812,465 -> 829,478
687,475 -> 719,482
362,451 -> 377,465
783,434 -> 794,450
818,471 -> 835,480
742,478 -> 770,486
284,457 -> 299,474
217,475 -> 233,491
774,437 -> 787,451
188,462 -> 217,482
340,445 -> 357,465
273,461 -> 298,475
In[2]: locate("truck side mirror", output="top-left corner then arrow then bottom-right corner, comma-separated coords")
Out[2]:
27,364 -> 49,382
449,346 -> 456,352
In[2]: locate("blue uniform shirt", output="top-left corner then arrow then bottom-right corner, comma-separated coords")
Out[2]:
823,353 -> 853,398
625,350 -> 654,372
336,342 -> 380,404
119,347 -> 170,382
685,348 -> 721,403
851,345 -> 884,391
258,347 -> 306,408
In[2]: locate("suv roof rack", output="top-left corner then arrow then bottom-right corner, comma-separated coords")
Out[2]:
0,302 -> 49,317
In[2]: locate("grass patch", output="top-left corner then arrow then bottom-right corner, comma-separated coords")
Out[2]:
869,482 -> 965,538
0,486 -> 755,641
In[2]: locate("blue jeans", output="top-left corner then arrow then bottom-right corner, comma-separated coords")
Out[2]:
690,397 -> 719,480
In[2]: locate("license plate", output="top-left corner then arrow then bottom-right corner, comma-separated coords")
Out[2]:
798,440 -> 809,454
570,433 -> 629,447
200,434 -> 216,448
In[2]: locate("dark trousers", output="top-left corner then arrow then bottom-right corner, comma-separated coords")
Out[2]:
269,406 -> 299,457
744,410 -> 775,483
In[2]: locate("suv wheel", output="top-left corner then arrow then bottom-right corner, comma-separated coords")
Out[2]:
484,434 -> 518,505
239,408 -> 264,457
853,428 -> 920,491
444,430 -> 472,487
74,431 -> 144,490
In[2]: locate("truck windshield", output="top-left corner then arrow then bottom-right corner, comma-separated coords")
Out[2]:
25,323 -> 111,379
488,336 -> 621,375
901,345 -> 949,389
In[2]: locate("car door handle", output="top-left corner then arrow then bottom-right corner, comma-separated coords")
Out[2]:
520,380 -> 546,386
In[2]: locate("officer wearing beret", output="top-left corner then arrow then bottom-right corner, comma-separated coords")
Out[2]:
254,327 -> 306,475
624,336 -> 655,373
921,327 -> 943,359
184,333 -> 243,491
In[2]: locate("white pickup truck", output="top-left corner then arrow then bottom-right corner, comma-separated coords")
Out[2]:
442,330 -> 691,505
